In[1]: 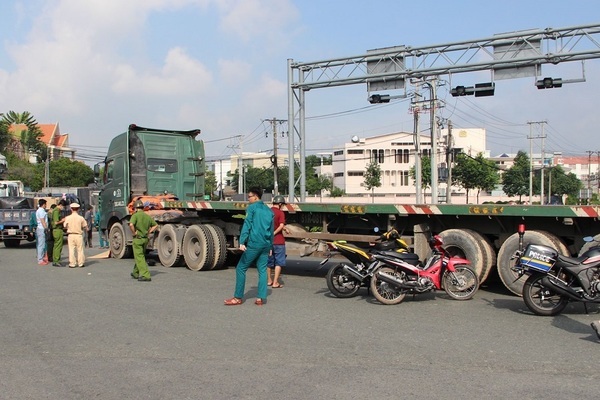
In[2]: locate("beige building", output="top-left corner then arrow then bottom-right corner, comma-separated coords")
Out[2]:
331,128 -> 487,200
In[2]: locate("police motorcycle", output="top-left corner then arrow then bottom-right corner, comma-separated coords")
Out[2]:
322,228 -> 420,298
512,224 -> 600,316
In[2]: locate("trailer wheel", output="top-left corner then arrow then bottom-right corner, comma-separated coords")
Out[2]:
438,229 -> 486,281
579,234 -> 600,256
205,224 -> 227,269
156,224 -> 183,267
4,239 -> 20,248
462,229 -> 496,284
110,223 -> 132,259
540,232 -> 569,257
496,230 -> 568,296
198,225 -> 216,270
182,225 -> 210,271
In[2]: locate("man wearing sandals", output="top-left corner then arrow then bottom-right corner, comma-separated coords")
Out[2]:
267,195 -> 287,289
224,187 -> 274,306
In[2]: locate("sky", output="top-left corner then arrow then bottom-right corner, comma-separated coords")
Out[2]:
0,0 -> 599,165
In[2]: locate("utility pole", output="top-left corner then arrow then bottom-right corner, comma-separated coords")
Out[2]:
527,120 -> 547,204
540,126 -> 546,205
423,78 -> 439,203
412,83 -> 422,204
446,120 -> 453,204
264,118 -> 286,196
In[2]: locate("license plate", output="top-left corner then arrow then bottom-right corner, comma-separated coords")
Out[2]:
7,229 -> 17,235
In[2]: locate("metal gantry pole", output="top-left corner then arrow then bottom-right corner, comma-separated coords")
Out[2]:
424,79 -> 438,204
287,59 -> 295,203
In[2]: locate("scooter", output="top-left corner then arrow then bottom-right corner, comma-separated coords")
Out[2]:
369,231 -> 479,305
323,229 -> 419,298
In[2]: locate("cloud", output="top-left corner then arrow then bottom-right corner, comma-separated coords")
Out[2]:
216,0 -> 299,43
112,47 -> 213,95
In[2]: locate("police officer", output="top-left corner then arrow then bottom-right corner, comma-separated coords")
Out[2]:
51,200 -> 67,267
129,200 -> 158,282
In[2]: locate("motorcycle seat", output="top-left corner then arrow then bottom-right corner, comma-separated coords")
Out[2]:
556,254 -> 587,266
376,251 -> 421,265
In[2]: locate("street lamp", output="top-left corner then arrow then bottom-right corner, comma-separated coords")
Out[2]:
536,77 -> 563,89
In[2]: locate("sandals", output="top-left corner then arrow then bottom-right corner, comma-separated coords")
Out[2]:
271,283 -> 283,288
254,299 -> 265,306
224,297 -> 243,306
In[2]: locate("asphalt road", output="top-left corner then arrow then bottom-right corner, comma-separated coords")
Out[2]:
1,239 -> 600,400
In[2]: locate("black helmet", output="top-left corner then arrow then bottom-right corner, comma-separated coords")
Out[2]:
134,200 -> 144,209
273,195 -> 286,204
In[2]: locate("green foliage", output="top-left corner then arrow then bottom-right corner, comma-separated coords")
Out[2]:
4,152 -> 42,190
48,158 -> 94,187
452,153 -> 499,204
409,155 -> 431,188
330,186 -> 345,197
1,111 -> 46,161
541,165 -> 581,198
502,151 -> 530,200
204,169 -> 217,200
363,161 -> 382,191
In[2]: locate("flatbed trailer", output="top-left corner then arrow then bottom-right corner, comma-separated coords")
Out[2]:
97,125 -> 600,296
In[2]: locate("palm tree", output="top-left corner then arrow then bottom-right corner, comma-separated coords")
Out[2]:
1,111 -> 46,161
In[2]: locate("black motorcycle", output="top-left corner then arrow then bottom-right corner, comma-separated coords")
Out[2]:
512,224 -> 600,316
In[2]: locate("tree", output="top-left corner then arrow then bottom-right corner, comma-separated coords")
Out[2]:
409,155 -> 431,198
204,169 -> 217,200
48,158 -> 94,187
4,152 -> 42,191
0,113 -> 10,153
502,151 -> 530,201
364,161 -> 382,203
452,153 -> 499,204
545,165 -> 581,201
1,111 -> 46,161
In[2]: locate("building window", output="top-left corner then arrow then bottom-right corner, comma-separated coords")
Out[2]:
347,149 -> 363,155
333,150 -> 343,156
403,149 -> 410,163
400,170 -> 409,186
348,171 -> 364,176
334,172 -> 344,177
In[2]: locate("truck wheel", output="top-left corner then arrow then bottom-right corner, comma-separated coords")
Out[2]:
182,225 -> 210,271
462,229 -> 496,284
156,224 -> 183,267
496,230 -> 567,296
439,229 -> 485,281
109,223 -> 132,259
205,224 -> 227,269
198,225 -> 216,270
4,239 -> 20,248
579,234 -> 600,256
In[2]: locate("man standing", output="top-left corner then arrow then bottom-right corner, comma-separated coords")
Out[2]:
63,203 -> 88,268
35,199 -> 49,265
51,200 -> 67,267
129,200 -> 158,282
267,195 -> 287,288
224,187 -> 274,306
84,205 -> 94,247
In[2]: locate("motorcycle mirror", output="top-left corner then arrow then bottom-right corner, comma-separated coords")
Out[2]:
373,227 -> 380,233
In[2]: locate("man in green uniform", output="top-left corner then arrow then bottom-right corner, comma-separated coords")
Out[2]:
51,200 -> 67,267
224,187 -> 274,306
129,200 -> 158,282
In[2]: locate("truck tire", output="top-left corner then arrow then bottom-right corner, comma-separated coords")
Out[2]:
4,239 -> 20,248
205,224 -> 227,269
438,229 -> 486,281
156,224 -> 183,267
496,230 -> 568,296
579,234 -> 600,256
182,225 -> 210,271
462,229 -> 496,284
109,223 -> 132,259
198,224 -> 216,270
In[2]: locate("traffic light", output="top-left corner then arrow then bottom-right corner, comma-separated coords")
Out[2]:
368,94 -> 391,104
536,77 -> 563,89
450,86 -> 474,97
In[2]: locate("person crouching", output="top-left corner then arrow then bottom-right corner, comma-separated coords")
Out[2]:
63,203 -> 88,268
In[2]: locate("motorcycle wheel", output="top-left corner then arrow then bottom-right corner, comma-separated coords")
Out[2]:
443,265 -> 479,300
370,266 -> 407,305
522,273 -> 569,316
326,263 -> 362,298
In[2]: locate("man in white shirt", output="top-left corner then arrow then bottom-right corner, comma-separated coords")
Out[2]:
35,199 -> 49,265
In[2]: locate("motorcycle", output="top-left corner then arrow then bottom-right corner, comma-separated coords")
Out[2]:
323,229 -> 420,298
369,230 -> 479,305
512,224 -> 600,316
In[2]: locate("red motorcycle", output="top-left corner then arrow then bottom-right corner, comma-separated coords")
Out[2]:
369,232 -> 479,305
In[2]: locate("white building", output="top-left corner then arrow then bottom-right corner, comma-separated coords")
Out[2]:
331,128 -> 487,201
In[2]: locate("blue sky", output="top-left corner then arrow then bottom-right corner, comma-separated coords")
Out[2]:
0,0 -> 599,164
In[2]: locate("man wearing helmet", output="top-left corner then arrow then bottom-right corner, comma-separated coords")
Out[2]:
129,200 -> 158,282
267,195 -> 287,288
